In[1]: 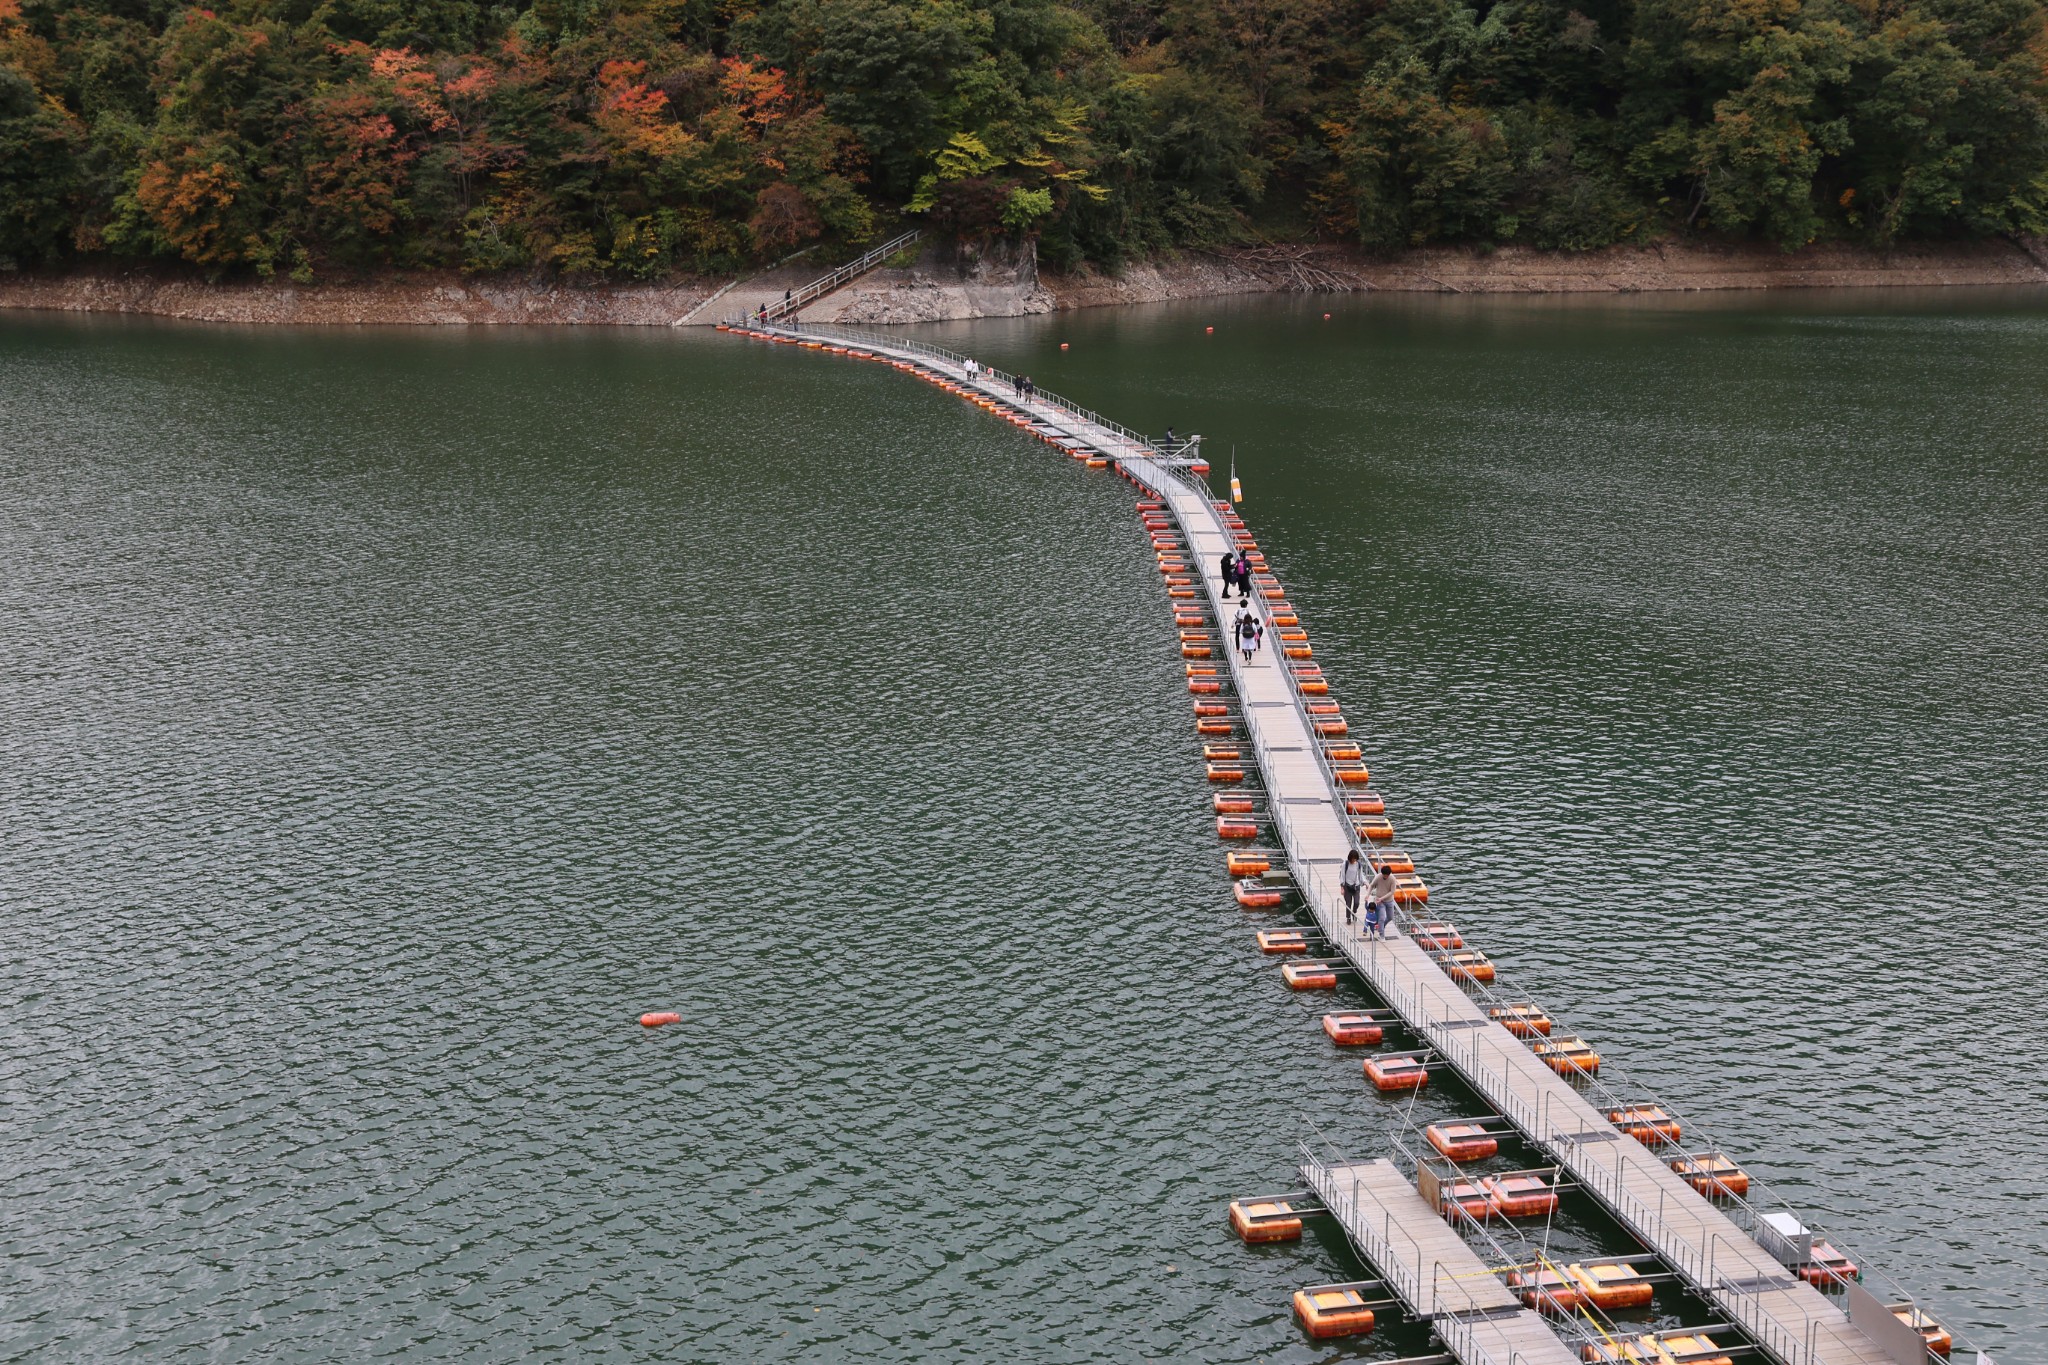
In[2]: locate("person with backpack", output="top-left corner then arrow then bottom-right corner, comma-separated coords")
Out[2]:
1236,607 -> 1261,664
1340,850 -> 1365,927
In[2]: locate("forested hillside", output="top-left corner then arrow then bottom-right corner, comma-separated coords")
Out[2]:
3,0 -> 2045,279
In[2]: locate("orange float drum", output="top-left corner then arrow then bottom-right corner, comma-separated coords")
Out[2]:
1797,1242 -> 1859,1287
1225,849 -> 1272,877
1670,1153 -> 1749,1198
1566,1262 -> 1655,1312
1439,950 -> 1493,982
1364,1055 -> 1428,1091
1256,930 -> 1308,954
1484,1174 -> 1560,1219
1606,1106 -> 1681,1145
1282,960 -> 1338,990
1509,1263 -> 1585,1313
1440,1179 -> 1494,1222
1489,1004 -> 1553,1038
1234,879 -> 1284,908
1425,1122 -> 1497,1162
1216,816 -> 1258,839
1533,1037 -> 1601,1076
1410,921 -> 1460,950
1227,1199 -> 1301,1243
1321,1013 -> 1383,1046
1291,1288 -> 1375,1340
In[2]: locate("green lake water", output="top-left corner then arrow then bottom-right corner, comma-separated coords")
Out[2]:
2,290 -> 2042,1361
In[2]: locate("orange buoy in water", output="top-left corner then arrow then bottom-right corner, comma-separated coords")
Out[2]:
1410,920 -> 1459,950
1564,1263 -> 1655,1312
1189,678 -> 1222,694
1234,878 -> 1285,908
1196,718 -> 1234,736
1484,1174 -> 1560,1219
1205,325 -> 1214,334
1200,741 -> 1237,759
1438,949 -> 1494,983
639,1012 -> 682,1028
1228,1198 -> 1302,1243
1369,847 -> 1414,875
1216,815 -> 1258,839
1670,1152 -> 1749,1198
1206,762 -> 1244,782
1282,960 -> 1338,990
1257,929 -> 1308,954
1490,1004 -> 1552,1037
1060,341 -> 1070,350
1321,1012 -> 1382,1046
1345,791 -> 1385,816
1214,792 -> 1254,814
1426,1122 -> 1498,1162
1323,312 -> 1332,320
1796,1242 -> 1859,1287
1606,1106 -> 1681,1145
1226,849 -> 1272,876
1366,1054 -> 1428,1091
1533,1036 -> 1601,1075
1192,700 -> 1229,717
1509,1262 -> 1586,1313
1230,476 -> 1243,503
1292,1288 -> 1375,1339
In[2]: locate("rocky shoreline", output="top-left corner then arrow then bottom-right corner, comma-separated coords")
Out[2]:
4,236 -> 2045,328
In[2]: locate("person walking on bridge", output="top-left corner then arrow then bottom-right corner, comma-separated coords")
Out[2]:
1235,606 -> 1261,665
1219,548 -> 1239,600
1341,849 -> 1365,927
1233,551 -> 1254,600
1364,859 -> 1396,940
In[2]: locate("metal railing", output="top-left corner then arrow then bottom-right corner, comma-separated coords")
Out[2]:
735,230 -> 923,324
741,317 -> 1177,464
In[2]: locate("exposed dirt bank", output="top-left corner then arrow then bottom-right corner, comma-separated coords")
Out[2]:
4,236 -> 2044,329
0,269 -> 723,326
1038,237 -> 2048,309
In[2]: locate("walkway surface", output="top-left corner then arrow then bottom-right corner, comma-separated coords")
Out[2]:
742,321 -> 1922,1365
1309,1159 -> 1578,1365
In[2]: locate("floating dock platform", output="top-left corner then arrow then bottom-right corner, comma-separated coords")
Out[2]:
723,314 -> 1985,1365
